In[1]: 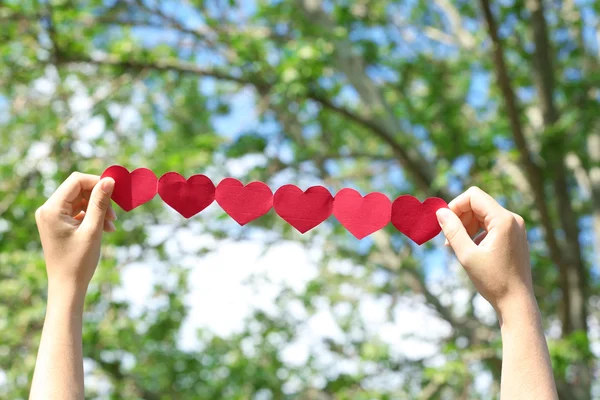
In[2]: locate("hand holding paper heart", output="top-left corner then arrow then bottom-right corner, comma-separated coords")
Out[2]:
101,165 -> 448,244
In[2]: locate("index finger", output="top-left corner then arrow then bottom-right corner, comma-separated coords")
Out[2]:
49,172 -> 100,204
448,186 -> 507,231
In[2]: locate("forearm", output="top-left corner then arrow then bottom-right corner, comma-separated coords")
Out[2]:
30,284 -> 86,400
498,293 -> 558,400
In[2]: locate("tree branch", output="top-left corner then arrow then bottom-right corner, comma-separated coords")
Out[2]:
478,0 -> 566,305
308,91 -> 447,198
432,0 -> 476,49
526,0 -> 588,334
526,2 -> 591,396
61,52 -> 259,88
296,0 -> 448,198
37,0 -> 450,199
60,50 -> 450,199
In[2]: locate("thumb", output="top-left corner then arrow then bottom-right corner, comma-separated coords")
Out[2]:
82,178 -> 115,233
436,208 -> 476,264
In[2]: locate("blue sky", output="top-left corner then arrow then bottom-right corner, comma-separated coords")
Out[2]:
3,0 -> 600,394
101,0 -> 600,281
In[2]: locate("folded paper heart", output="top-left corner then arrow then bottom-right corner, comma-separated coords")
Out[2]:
333,188 -> 391,239
273,185 -> 333,233
391,196 -> 448,245
215,178 -> 273,225
158,172 -> 215,218
101,165 -> 158,211
100,165 -> 448,244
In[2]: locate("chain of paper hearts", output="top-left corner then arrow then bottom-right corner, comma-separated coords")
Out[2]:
101,165 -> 448,244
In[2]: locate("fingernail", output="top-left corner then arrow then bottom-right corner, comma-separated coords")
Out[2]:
101,178 -> 115,195
436,208 -> 451,226
444,239 -> 450,246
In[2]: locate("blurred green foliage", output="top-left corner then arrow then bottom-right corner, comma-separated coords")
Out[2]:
0,0 -> 599,399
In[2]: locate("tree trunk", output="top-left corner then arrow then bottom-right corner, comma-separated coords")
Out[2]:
527,0 -> 590,397
480,0 -> 591,397
588,132 -> 600,269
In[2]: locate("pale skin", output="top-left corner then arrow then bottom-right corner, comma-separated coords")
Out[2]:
437,186 -> 558,399
30,172 -> 116,400
29,175 -> 558,399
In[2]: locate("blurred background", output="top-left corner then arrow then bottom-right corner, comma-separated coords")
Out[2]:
1,0 -> 599,398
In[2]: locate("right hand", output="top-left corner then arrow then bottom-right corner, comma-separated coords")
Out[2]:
435,187 -> 533,316
35,172 -> 117,301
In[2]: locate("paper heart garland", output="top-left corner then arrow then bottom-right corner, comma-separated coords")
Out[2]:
333,188 -> 392,240
273,185 -> 333,233
101,165 -> 448,244
158,172 -> 215,218
215,178 -> 273,225
391,196 -> 448,245
101,165 -> 157,211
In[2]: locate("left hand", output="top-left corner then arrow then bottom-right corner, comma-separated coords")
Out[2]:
35,172 -> 117,298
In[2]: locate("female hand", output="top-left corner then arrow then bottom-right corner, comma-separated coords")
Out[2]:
435,186 -> 532,317
35,172 -> 116,300
31,172 -> 116,400
436,186 -> 558,399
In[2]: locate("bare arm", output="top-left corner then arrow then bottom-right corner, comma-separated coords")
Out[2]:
498,293 -> 556,399
436,187 -> 558,400
30,173 -> 116,400
30,287 -> 86,400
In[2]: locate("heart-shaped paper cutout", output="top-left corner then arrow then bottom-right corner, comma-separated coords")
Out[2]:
273,185 -> 333,233
158,172 -> 215,218
100,165 -> 447,244
101,165 -> 157,211
391,195 -> 448,245
332,188 -> 391,239
215,178 -> 273,225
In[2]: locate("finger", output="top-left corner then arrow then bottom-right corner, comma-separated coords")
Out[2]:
70,192 -> 85,207
71,196 -> 89,217
465,216 -> 482,238
49,172 -> 100,207
74,211 -> 86,221
459,209 -> 474,226
443,210 -> 482,247
80,178 -> 115,234
436,208 -> 477,264
106,203 -> 117,221
510,212 -> 525,229
76,207 -> 116,225
448,187 -> 507,231
473,230 -> 488,245
77,189 -> 115,220
104,219 -> 116,233
459,210 -> 482,238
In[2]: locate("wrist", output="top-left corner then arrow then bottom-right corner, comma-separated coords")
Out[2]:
47,280 -> 87,317
496,290 -> 540,330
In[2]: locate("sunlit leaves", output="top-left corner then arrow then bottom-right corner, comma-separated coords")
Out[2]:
1,0 -> 599,398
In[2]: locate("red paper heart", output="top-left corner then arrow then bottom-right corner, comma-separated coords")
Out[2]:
273,185 -> 333,233
101,165 -> 157,211
391,195 -> 448,245
157,172 -> 215,218
332,188 -> 391,239
215,178 -> 273,225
